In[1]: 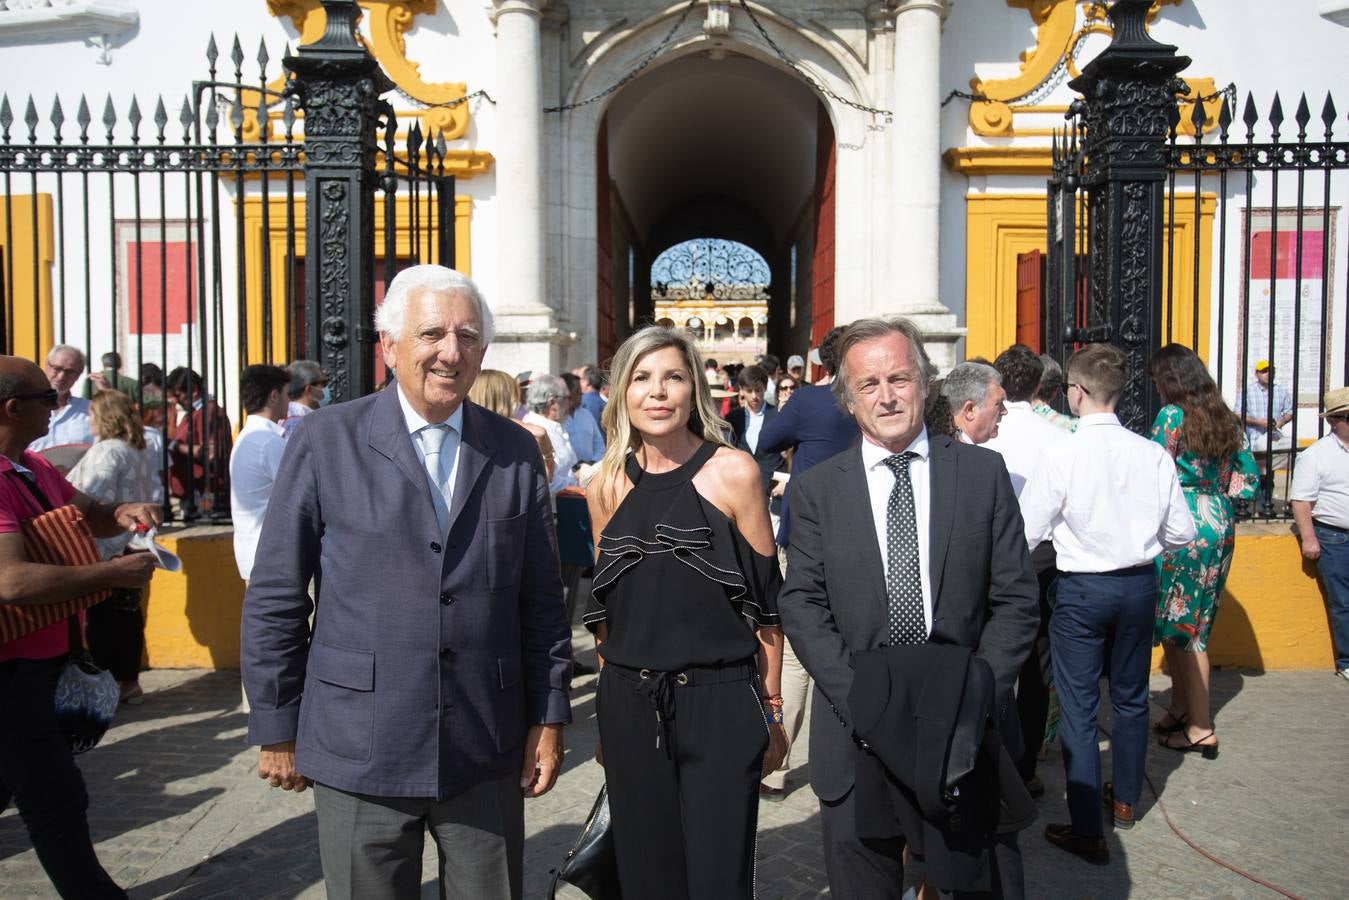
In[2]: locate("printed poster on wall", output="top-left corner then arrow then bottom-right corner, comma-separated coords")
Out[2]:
1240,208 -> 1338,405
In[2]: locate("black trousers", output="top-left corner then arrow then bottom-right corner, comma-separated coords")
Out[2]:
597,660 -> 768,900
1015,544 -> 1058,782
0,657 -> 126,899
86,593 -> 144,683
819,787 -> 1024,900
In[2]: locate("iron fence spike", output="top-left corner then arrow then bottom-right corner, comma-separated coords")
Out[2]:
180,96 -> 194,135
282,94 -> 295,134
1189,94 -> 1207,136
24,95 -> 39,142
205,95 -> 219,131
436,131 -> 447,156
1241,92 -> 1258,136
1268,92 -> 1284,137
1295,93 -> 1311,139
1321,94 -> 1337,141
258,38 -> 270,72
128,96 -> 142,142
1218,95 -> 1232,139
102,95 -> 116,141
50,96 -> 65,142
0,96 -> 9,142
206,34 -> 218,66
230,96 -> 244,133
76,95 -> 91,142
231,35 -> 245,76
154,96 -> 168,131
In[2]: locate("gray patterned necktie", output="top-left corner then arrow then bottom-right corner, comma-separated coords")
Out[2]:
883,452 -> 926,645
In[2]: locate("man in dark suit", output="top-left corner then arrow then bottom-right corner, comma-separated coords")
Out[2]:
242,265 -> 572,900
779,317 -> 1039,899
725,364 -> 784,492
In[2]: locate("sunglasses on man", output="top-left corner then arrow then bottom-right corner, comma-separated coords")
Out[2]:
5,389 -> 59,407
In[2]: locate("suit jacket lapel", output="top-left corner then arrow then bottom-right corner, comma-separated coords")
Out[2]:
838,447 -> 889,617
927,435 -> 957,609
367,385 -> 437,505
447,402 -> 496,535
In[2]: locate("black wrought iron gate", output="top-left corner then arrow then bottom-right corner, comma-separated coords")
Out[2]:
0,0 -> 454,521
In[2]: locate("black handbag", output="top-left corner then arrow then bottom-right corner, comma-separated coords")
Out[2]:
549,783 -> 621,900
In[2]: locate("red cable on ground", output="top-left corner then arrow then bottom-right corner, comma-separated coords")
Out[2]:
1096,710 -> 1304,899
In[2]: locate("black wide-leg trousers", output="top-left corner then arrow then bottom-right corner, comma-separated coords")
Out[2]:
597,660 -> 768,900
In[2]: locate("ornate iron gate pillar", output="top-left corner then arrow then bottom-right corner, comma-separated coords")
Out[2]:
1069,0 -> 1189,432
285,0 -> 393,402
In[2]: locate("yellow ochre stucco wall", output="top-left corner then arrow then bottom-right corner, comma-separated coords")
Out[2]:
139,525 -> 1335,672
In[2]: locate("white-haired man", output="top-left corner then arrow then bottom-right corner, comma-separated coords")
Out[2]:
29,345 -> 94,452
942,361 -> 1007,446
242,264 -> 572,900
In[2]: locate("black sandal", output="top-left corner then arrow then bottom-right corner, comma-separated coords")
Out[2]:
1152,710 -> 1187,735
1158,730 -> 1218,760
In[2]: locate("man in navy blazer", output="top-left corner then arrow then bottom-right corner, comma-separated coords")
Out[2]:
242,265 -> 572,900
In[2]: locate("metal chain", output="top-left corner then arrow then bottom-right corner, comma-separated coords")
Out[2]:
736,0 -> 891,118
394,87 -> 497,112
544,0 -> 699,113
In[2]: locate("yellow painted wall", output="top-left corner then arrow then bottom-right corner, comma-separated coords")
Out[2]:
0,193 -> 55,360
140,524 -> 1335,673
142,526 -> 245,669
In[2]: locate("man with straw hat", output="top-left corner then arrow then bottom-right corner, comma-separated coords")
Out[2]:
1290,386 -> 1349,683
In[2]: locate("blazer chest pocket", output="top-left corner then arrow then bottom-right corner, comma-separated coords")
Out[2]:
485,512 -> 526,590
304,641 -> 375,763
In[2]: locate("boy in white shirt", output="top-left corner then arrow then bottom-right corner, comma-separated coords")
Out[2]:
1020,343 -> 1195,864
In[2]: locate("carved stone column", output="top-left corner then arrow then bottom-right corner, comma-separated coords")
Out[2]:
1070,0 -> 1189,432
285,0 -> 393,402
489,0 -> 570,374
890,0 -> 963,372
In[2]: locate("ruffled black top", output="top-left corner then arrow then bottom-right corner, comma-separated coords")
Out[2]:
583,441 -> 781,671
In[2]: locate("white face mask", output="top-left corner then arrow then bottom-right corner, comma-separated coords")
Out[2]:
319,385 -> 333,407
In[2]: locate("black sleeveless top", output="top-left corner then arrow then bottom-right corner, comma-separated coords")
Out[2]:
583,441 -> 781,671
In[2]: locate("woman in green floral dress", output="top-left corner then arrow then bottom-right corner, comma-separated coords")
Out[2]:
1148,345 -> 1258,758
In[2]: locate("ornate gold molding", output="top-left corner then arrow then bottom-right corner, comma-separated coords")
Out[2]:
968,0 -> 1186,137
266,0 -> 471,140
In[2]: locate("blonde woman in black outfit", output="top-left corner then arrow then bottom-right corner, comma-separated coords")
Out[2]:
584,326 -> 787,900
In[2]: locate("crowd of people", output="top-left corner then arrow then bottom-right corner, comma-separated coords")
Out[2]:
3,262 -> 1349,899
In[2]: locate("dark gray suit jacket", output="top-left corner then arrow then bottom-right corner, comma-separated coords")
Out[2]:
778,433 -> 1038,803
241,386 -> 572,800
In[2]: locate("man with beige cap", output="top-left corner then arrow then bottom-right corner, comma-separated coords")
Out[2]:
1290,386 -> 1349,682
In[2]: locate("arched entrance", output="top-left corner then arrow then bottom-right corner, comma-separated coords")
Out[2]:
592,50 -> 834,368
549,5 -> 883,373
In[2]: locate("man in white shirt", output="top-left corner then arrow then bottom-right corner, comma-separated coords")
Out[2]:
986,344 -> 1069,798
941,362 -> 1007,446
523,374 -> 586,495
1290,386 -> 1349,682
28,344 -> 94,452
229,365 -> 291,582
283,360 -> 328,437
1020,343 -> 1195,863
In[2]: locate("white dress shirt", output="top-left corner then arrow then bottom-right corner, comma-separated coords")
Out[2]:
229,415 -> 287,581
1020,412 -> 1196,572
29,396 -> 94,451
1290,432 -> 1349,529
524,411 -> 576,495
397,387 -> 465,536
984,400 -> 1070,497
861,429 -> 933,636
744,404 -> 766,455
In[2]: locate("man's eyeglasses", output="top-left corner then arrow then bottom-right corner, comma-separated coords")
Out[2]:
777,383 -> 795,392
1067,382 -> 1092,396
4,389 -> 59,407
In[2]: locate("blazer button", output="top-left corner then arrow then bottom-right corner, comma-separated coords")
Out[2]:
430,541 -> 442,553
440,591 -> 452,606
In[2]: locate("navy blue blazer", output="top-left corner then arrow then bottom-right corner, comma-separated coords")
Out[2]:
756,383 -> 860,546
726,404 -> 785,493
241,386 -> 572,800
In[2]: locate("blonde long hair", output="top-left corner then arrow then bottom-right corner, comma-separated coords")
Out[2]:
90,389 -> 146,449
468,369 -> 520,418
595,326 -> 731,510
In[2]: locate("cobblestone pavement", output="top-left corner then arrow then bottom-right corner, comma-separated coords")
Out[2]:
3,632 -> 1347,898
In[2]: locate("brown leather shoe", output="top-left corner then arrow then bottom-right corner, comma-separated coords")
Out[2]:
1045,824 -> 1110,864
1103,782 -> 1134,829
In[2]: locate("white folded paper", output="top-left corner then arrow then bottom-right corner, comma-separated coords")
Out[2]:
129,528 -> 182,572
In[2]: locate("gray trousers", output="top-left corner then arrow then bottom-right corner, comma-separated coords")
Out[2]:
313,773 -> 523,900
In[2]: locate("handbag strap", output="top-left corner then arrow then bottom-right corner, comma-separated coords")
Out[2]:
8,467 -> 55,514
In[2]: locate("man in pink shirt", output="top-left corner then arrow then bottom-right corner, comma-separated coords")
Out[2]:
0,355 -> 161,899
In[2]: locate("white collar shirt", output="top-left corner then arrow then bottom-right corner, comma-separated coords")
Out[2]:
228,415 -> 288,581
860,428 -> 933,636
745,404 -> 767,455
1019,412 -> 1196,572
397,386 -> 465,536
29,396 -> 94,452
984,401 -> 1070,498
1290,432 -> 1349,529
